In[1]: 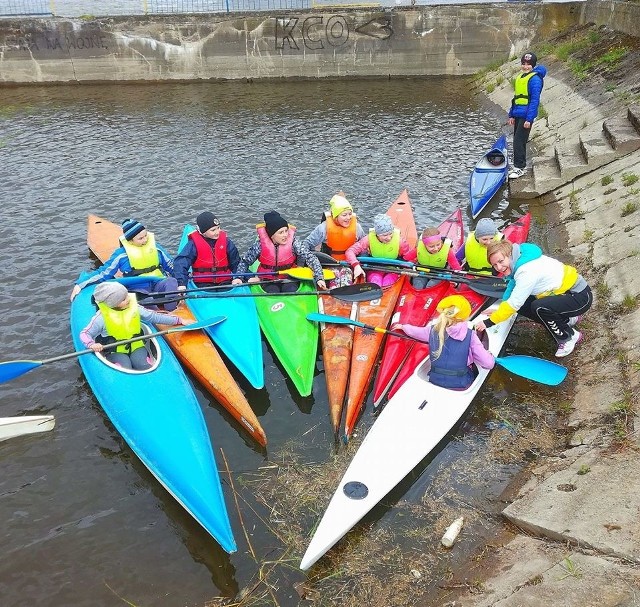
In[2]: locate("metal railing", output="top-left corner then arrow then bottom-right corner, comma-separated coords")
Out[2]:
0,0 -> 329,17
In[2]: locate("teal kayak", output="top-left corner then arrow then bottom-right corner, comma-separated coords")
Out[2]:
70,276 -> 236,553
250,279 -> 319,397
178,226 -> 264,389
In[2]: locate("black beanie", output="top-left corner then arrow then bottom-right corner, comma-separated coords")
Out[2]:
197,211 -> 220,233
521,52 -> 537,67
264,211 -> 288,238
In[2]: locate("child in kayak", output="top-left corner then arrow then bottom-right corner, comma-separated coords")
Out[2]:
474,240 -> 592,358
304,193 -> 367,287
232,210 -> 327,293
394,294 -> 495,389
409,226 -> 463,289
457,218 -> 503,274
70,219 -> 179,311
173,211 -> 241,289
79,282 -> 190,371
346,214 -> 415,287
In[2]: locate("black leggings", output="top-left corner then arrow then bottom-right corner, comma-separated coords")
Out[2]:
518,286 -> 593,343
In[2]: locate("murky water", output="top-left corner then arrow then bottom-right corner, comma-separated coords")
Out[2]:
0,78 -> 547,606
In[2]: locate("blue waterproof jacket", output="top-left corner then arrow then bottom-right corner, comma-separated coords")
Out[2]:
509,65 -> 547,123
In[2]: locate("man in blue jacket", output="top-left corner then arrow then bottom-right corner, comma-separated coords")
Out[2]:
508,52 -> 547,180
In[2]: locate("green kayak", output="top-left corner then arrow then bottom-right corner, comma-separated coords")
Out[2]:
250,280 -> 319,397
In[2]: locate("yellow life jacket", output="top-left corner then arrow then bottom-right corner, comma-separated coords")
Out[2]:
97,294 -> 145,354
513,72 -> 537,106
416,237 -> 451,269
464,232 -> 501,274
368,227 -> 400,259
536,264 -> 580,298
120,232 -> 163,278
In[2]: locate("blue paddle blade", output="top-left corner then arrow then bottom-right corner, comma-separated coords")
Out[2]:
495,355 -> 568,386
0,360 -> 43,384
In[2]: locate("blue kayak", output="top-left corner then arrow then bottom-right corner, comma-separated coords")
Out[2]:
70,276 -> 236,553
469,134 -> 508,219
177,226 -> 264,389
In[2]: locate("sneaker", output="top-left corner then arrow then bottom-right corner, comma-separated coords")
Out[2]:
555,330 -> 582,358
508,167 -> 526,180
568,315 -> 583,328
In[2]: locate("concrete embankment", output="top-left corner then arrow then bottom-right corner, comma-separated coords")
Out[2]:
0,2 -> 605,84
454,31 -> 640,607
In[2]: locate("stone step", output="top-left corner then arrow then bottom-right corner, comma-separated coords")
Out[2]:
531,155 -> 563,196
579,129 -> 617,167
628,104 -> 640,134
603,114 -> 640,155
555,141 -> 589,182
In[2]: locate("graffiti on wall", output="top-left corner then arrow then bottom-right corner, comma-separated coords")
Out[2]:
0,32 -> 108,52
275,15 -> 393,51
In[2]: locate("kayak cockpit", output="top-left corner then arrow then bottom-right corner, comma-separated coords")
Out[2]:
94,324 -> 162,374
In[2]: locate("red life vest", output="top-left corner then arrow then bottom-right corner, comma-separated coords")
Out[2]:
188,230 -> 230,284
256,223 -> 296,275
324,211 -> 358,261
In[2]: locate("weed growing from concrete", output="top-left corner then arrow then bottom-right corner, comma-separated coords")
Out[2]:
622,172 -> 638,186
595,281 -> 611,299
621,295 -> 638,311
621,201 -> 638,217
601,175 -> 613,186
486,83 -> 496,94
577,464 -> 590,475
559,557 -> 583,580
583,229 -> 594,242
538,104 -> 549,120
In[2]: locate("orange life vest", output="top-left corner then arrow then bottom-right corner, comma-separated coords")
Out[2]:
323,211 -> 358,261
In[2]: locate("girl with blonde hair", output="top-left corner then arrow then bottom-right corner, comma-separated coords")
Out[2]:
395,294 -> 495,389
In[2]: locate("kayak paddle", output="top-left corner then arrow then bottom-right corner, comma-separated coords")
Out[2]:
0,316 -> 227,385
187,267 -> 336,281
139,283 -> 383,306
357,256 -> 499,280
312,253 -> 504,297
134,278 -> 298,299
306,313 -> 567,386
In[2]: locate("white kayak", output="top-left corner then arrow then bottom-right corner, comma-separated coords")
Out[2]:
0,415 -> 55,442
300,308 -> 516,570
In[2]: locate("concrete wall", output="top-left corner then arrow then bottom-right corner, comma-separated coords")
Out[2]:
580,0 -> 640,38
0,2 -> 616,84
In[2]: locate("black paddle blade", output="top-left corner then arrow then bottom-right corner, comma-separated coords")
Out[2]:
331,282 -> 382,302
313,251 -> 344,267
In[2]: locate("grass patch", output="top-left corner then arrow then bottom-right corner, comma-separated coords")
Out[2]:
486,83 -> 496,94
621,294 -> 638,312
596,281 -> 611,300
577,465 -> 590,475
622,173 -> 638,187
559,557 -> 583,580
601,175 -> 613,186
621,201 -> 638,217
537,104 -> 548,120
496,75 -> 504,86
583,229 -> 594,242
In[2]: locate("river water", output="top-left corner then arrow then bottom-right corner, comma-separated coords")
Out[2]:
0,78 -> 541,606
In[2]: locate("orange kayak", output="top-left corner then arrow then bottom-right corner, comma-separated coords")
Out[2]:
318,295 -> 357,435
386,189 -> 418,248
86,215 -> 267,447
343,276 -> 405,440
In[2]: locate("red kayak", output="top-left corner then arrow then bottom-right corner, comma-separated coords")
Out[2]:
372,208 -> 465,405
385,212 -> 532,402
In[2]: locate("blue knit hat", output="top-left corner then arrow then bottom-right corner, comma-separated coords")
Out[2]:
122,218 -> 146,241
